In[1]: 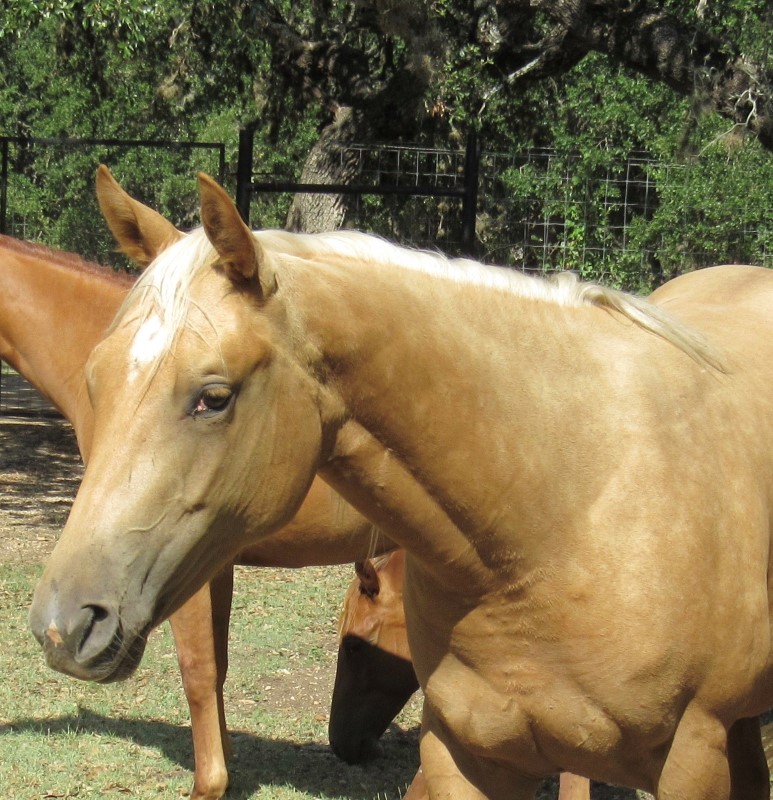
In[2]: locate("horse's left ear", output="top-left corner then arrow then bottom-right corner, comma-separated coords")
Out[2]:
198,172 -> 276,297
355,560 -> 380,599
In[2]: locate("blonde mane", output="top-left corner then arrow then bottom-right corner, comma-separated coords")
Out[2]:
115,227 -> 725,373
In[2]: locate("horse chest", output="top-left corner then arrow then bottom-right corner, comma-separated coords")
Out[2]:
420,648 -> 627,778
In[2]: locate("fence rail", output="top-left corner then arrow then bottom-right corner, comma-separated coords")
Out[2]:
2,131 -> 772,417
236,129 -> 480,256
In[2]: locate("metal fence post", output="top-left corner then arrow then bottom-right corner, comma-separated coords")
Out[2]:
236,127 -> 254,225
461,132 -> 480,257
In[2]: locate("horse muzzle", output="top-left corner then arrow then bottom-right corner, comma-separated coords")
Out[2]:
329,728 -> 384,764
29,586 -> 150,683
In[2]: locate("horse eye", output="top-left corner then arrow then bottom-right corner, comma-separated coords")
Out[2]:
192,385 -> 233,417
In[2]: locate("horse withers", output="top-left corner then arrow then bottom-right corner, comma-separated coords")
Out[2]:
31,170 -> 773,799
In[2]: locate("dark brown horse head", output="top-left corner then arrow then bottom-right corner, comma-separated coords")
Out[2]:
329,550 -> 419,763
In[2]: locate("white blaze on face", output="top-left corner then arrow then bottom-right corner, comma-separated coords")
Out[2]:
128,315 -> 166,381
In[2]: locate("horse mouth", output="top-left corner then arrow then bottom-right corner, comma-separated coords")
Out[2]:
330,734 -> 383,764
42,623 -> 151,684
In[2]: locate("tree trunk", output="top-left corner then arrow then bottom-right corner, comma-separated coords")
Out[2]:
285,107 -> 363,233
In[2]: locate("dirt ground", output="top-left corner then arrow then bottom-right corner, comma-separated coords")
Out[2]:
0,417 -> 82,564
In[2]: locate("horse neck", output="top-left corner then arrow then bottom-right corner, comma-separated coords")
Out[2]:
0,243 -> 130,435
289,254 -> 587,586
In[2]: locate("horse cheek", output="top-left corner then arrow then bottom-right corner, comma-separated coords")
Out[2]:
233,373 -> 324,536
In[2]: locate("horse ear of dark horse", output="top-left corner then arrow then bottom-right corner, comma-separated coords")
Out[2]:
197,172 -> 277,298
354,560 -> 380,599
95,165 -> 182,270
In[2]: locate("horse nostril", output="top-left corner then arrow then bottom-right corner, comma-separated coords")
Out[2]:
66,604 -> 120,665
78,605 -> 106,650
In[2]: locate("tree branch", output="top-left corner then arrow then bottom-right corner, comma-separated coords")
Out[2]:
488,0 -> 773,151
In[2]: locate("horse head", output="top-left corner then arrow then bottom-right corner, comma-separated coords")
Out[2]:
29,169 -> 335,682
329,551 -> 419,763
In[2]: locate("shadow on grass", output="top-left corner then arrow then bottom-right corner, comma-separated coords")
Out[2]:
0,707 -> 420,800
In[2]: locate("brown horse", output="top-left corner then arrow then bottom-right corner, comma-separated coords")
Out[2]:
332,550 -> 592,800
30,170 -> 773,799
0,232 -> 389,799
331,551 -> 419,763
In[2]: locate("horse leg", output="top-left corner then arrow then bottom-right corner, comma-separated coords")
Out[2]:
402,767 -> 428,799
168,563 -> 235,800
656,706 -> 730,800
558,773 -> 591,800
419,707 -> 539,799
727,716 -> 768,800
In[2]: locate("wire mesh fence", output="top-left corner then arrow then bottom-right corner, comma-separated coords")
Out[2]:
246,138 -> 476,253
247,139 -> 773,291
3,134 -> 773,416
477,148 -> 773,287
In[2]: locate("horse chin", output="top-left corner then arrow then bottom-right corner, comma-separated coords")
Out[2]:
95,632 -> 149,684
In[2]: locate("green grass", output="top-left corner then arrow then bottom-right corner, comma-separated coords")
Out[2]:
0,563 -> 421,799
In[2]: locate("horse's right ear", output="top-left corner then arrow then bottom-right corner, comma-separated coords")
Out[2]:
197,172 -> 277,298
95,165 -> 182,269
355,560 -> 380,599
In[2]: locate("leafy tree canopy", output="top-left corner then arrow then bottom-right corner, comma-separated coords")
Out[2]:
0,0 -> 771,284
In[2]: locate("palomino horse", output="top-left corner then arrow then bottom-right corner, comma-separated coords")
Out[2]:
332,550 -> 591,800
0,232 -> 390,798
30,170 -> 773,799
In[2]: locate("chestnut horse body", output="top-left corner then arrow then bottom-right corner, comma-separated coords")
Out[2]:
0,233 -> 386,799
0,234 -> 133,452
333,550 -> 592,800
30,171 -> 773,798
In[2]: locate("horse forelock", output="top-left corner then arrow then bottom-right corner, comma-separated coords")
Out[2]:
107,230 -> 218,368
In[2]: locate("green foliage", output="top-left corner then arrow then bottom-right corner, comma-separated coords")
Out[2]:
0,0 -> 771,288
488,127 -> 773,292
